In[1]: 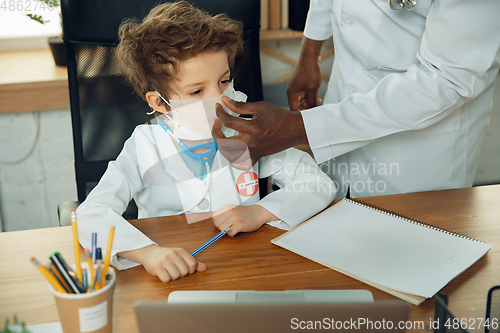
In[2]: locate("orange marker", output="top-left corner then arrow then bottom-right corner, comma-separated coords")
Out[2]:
48,263 -> 71,292
92,248 -> 103,291
84,248 -> 96,292
71,210 -> 82,283
101,226 -> 115,286
31,257 -> 67,293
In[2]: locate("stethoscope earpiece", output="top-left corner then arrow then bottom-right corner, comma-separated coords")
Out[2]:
389,0 -> 417,11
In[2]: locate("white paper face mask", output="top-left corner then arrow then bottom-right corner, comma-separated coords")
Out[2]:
156,81 -> 244,141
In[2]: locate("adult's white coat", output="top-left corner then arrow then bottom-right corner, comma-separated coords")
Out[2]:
301,0 -> 500,198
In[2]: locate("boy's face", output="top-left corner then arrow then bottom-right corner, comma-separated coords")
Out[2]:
146,50 -> 231,113
170,50 -> 231,100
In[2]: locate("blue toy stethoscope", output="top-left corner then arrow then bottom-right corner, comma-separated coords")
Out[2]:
157,119 -> 217,165
389,0 -> 417,10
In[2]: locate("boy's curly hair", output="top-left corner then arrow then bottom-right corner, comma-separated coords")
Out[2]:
116,1 -> 244,102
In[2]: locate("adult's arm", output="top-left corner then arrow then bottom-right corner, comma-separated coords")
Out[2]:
287,37 -> 324,111
287,0 -> 334,110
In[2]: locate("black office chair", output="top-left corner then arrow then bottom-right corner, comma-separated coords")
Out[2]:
485,286 -> 500,333
58,0 -> 263,225
434,290 -> 500,333
433,294 -> 470,333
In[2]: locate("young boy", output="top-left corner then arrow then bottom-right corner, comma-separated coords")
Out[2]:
77,1 -> 336,283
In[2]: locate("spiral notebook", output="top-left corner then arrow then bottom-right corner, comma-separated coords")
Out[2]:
271,198 -> 493,306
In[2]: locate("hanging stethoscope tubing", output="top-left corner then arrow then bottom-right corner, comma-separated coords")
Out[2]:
389,0 -> 417,10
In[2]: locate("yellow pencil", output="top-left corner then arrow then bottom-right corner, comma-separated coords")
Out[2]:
71,209 -> 83,284
101,226 -> 115,286
31,257 -> 67,293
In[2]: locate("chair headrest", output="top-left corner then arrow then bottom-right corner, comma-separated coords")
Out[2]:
61,0 -> 261,44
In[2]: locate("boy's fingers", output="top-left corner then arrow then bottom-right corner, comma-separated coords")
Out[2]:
212,216 -> 221,228
225,222 -> 241,237
196,261 -> 208,272
165,262 -> 183,280
156,269 -> 171,283
212,211 -> 227,228
226,227 -> 239,237
179,252 -> 199,274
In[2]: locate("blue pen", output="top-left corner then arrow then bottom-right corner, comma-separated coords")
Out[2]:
191,228 -> 230,257
91,233 -> 97,264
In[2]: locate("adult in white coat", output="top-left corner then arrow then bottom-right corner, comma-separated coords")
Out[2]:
214,0 -> 500,199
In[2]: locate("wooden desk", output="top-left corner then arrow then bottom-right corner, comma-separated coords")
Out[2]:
1,185 -> 499,332
0,49 -> 69,114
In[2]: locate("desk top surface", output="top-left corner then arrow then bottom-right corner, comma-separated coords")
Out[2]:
0,49 -> 67,86
1,185 -> 499,332
0,49 -> 70,113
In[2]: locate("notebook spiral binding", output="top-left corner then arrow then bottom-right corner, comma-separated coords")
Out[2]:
346,198 -> 484,244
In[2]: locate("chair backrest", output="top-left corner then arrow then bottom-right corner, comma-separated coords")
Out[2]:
61,0 -> 263,218
485,286 -> 500,333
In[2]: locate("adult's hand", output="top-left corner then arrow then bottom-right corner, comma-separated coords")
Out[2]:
213,97 -> 308,167
287,37 -> 325,111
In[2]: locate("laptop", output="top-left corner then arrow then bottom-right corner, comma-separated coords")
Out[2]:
135,290 -> 411,333
167,289 -> 373,304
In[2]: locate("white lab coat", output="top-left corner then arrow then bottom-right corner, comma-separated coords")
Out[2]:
77,123 -> 336,270
301,0 -> 500,198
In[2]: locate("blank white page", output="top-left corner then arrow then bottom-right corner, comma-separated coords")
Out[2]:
273,199 -> 492,298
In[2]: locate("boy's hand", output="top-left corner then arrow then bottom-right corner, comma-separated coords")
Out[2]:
120,245 -> 207,283
212,204 -> 278,237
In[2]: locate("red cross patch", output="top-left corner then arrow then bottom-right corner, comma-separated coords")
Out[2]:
236,171 -> 259,197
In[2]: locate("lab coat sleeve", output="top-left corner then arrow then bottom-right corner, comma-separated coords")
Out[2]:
301,0 -> 500,164
256,148 -> 336,229
76,129 -> 156,270
303,0 -> 334,41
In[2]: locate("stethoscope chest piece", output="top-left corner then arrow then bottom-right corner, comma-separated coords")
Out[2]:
389,0 -> 417,10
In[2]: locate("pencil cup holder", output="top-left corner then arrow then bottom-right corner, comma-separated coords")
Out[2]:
49,266 -> 116,333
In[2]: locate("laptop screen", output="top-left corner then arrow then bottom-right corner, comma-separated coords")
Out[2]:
135,298 -> 410,333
